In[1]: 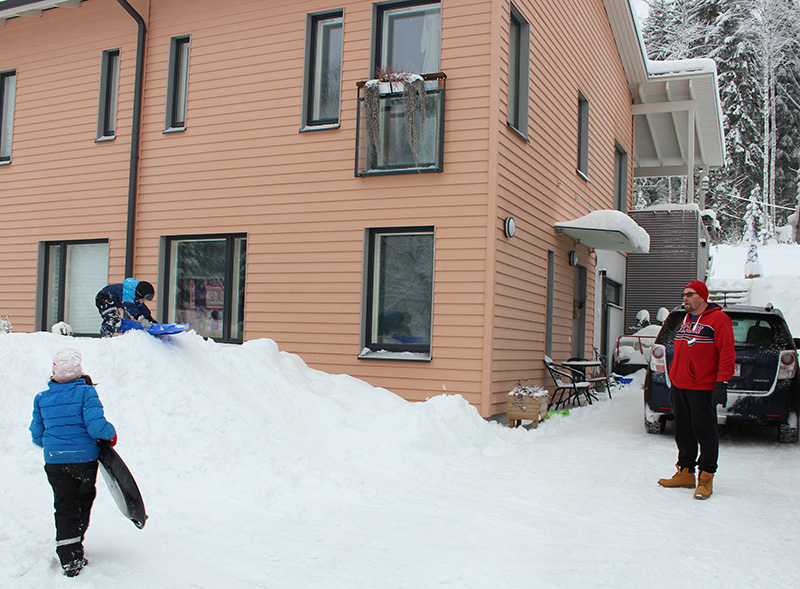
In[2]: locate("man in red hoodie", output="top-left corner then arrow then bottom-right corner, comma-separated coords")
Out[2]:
657,280 -> 735,499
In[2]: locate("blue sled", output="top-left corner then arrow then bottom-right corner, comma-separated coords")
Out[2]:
119,318 -> 191,336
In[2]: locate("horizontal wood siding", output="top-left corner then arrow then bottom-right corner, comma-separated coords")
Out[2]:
0,0 -> 635,418
489,0 -> 634,415
0,0 -> 498,409
0,1 -> 139,327
132,0 -> 495,409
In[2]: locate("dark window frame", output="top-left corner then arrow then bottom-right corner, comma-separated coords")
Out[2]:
40,239 -> 109,335
161,233 -> 247,344
97,49 -> 121,140
614,140 -> 628,212
373,0 -> 441,76
303,10 -> 344,129
362,226 -> 435,358
165,35 -> 191,131
577,91 -> 589,179
507,4 -> 530,138
1,69 -> 17,163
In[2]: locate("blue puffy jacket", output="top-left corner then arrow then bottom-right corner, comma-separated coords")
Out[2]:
100,278 -> 152,320
30,378 -> 116,464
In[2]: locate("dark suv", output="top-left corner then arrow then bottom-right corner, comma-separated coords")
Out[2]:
645,305 -> 799,443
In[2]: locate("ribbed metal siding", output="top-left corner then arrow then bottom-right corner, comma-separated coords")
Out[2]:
625,209 -> 710,332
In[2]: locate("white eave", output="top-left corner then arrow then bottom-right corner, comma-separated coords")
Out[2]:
604,0 -> 726,179
0,0 -> 81,24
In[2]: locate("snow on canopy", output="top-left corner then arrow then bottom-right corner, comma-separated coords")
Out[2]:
555,210 -> 650,253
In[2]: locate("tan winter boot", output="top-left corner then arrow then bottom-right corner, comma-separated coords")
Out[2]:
658,464 -> 696,488
694,471 -> 714,499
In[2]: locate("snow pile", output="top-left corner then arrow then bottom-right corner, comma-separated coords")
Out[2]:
3,243 -> 800,587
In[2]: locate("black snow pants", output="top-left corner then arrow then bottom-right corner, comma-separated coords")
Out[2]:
45,461 -> 99,567
95,291 -> 120,337
670,386 -> 719,474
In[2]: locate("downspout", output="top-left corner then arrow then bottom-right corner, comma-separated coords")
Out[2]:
116,0 -> 146,277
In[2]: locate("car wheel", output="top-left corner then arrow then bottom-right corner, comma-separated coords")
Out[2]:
645,415 -> 666,434
778,423 -> 799,443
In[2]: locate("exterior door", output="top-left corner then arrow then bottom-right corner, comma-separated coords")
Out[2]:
572,264 -> 587,358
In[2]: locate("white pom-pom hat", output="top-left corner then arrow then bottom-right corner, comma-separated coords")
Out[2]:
52,348 -> 83,383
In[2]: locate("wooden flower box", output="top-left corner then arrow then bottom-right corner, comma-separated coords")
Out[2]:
507,381 -> 549,428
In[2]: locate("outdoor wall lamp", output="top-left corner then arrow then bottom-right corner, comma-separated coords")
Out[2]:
504,216 -> 516,238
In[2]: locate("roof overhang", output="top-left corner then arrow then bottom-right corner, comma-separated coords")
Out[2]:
0,0 -> 81,24
604,0 -> 726,178
555,210 -> 650,254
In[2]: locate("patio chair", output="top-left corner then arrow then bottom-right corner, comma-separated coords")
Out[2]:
544,356 -> 598,410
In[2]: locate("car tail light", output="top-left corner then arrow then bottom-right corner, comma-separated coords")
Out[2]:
650,344 -> 667,373
778,350 -> 797,380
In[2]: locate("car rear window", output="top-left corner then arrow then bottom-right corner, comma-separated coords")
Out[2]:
727,313 -> 789,348
656,309 -> 791,349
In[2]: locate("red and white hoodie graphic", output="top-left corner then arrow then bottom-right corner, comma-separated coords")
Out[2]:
668,304 -> 736,391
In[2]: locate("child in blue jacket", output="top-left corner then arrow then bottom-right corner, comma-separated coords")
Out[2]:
95,278 -> 156,337
30,348 -> 117,577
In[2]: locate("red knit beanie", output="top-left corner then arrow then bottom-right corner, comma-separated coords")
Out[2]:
685,280 -> 709,302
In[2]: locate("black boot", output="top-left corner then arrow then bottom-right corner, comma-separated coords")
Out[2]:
57,541 -> 86,577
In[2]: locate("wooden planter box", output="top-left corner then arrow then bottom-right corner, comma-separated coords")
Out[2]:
507,390 -> 549,428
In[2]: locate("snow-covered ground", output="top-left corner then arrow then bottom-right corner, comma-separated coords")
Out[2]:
2,243 -> 800,588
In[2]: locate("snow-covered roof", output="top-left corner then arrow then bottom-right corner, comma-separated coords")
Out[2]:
604,0 -> 726,180
646,58 -> 718,77
555,210 -> 650,254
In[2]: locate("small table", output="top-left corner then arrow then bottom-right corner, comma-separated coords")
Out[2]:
561,359 -> 612,398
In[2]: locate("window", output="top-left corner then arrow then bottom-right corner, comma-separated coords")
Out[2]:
165,36 -> 191,130
600,276 -> 622,363
614,141 -> 628,212
303,11 -> 343,128
97,49 -> 120,140
545,250 -> 554,357
1,70 -> 16,163
40,240 -> 109,334
362,227 -> 434,358
375,1 -> 440,75
163,234 -> 246,342
507,5 -> 529,136
356,1 -> 443,176
577,91 -> 589,179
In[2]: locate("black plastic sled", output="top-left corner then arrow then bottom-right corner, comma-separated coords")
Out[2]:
98,439 -> 148,529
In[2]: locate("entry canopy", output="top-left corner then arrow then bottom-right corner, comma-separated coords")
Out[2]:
555,210 -> 650,254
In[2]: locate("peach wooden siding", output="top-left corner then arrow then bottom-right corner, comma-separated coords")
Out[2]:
0,0 -> 634,417
489,0 -> 634,414
0,1 -> 140,327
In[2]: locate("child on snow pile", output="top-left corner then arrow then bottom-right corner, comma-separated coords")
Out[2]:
29,348 -> 117,578
95,278 -> 156,337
